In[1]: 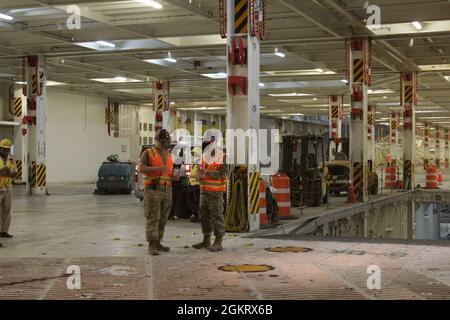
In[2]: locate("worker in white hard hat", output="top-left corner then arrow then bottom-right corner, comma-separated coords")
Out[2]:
0,138 -> 16,240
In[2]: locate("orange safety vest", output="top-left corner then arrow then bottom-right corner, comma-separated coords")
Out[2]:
143,147 -> 173,187
200,155 -> 226,192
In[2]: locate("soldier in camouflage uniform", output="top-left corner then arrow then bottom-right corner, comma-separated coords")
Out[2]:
140,129 -> 174,255
192,144 -> 227,252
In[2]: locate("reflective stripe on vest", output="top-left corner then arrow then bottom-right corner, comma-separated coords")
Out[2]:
200,158 -> 226,192
143,147 -> 173,187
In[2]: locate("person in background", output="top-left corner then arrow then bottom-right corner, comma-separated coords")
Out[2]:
188,147 -> 202,222
192,140 -> 227,252
0,139 -> 16,240
139,129 -> 174,255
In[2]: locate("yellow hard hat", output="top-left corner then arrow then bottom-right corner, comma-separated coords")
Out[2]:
0,139 -> 12,149
191,147 -> 202,155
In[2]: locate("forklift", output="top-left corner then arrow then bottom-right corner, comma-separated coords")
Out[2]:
281,135 -> 328,207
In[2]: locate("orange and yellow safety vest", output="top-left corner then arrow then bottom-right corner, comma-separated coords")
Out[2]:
143,147 -> 173,187
200,155 -> 226,192
0,157 -> 15,191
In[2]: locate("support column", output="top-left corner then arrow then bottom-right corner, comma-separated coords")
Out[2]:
367,104 -> 376,172
223,0 -> 266,231
400,72 -> 417,190
389,112 -> 400,185
435,126 -> 441,169
445,128 -> 449,169
328,95 -> 343,160
347,38 -> 370,202
153,80 -> 170,134
22,55 -> 47,195
424,122 -> 431,169
12,95 -> 24,183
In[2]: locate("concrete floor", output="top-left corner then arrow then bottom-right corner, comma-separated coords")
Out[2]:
1,177 -> 450,300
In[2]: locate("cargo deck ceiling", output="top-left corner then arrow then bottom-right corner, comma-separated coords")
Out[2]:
1,0 -> 450,126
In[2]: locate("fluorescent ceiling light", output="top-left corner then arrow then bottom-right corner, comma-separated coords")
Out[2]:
163,51 -> 177,63
15,81 -> 65,86
419,117 -> 450,119
341,79 -> 349,83
419,64 -> 450,71
367,20 -> 450,36
46,81 -> 66,86
412,21 -> 422,30
368,89 -> 394,95
201,72 -> 227,79
265,69 -> 335,76
177,107 -> 225,111
91,77 -> 142,83
259,82 -> 265,87
274,48 -> 286,58
416,110 -> 448,114
96,41 -> 116,48
268,93 -> 312,97
138,0 -> 163,9
0,13 -> 13,21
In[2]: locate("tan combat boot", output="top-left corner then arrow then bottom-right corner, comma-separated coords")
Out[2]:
192,235 -> 211,249
207,236 -> 223,252
157,240 -> 170,252
148,241 -> 159,255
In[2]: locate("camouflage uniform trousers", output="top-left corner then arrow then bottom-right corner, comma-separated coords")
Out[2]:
199,190 -> 225,237
0,190 -> 11,233
144,188 -> 172,243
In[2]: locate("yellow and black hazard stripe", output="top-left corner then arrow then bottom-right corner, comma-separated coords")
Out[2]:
353,59 -> 364,83
31,74 -> 38,95
391,120 -> 397,130
15,160 -> 22,180
110,109 -> 115,126
404,160 -> 412,177
31,161 -> 37,188
36,164 -> 46,187
331,105 -> 339,119
234,0 -> 248,34
404,85 -> 413,104
367,113 -> 374,126
424,128 -> 429,136
14,97 -> 22,117
352,162 -> 363,193
249,171 -> 260,215
157,95 -> 164,111
105,108 -> 110,124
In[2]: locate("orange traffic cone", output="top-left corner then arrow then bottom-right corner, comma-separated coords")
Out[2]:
347,183 -> 357,203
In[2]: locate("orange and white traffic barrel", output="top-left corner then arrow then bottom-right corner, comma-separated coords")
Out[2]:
259,179 -> 268,226
425,166 -> 439,189
384,166 -> 396,189
271,172 -> 294,220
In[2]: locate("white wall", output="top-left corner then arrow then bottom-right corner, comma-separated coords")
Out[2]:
45,89 -> 130,183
